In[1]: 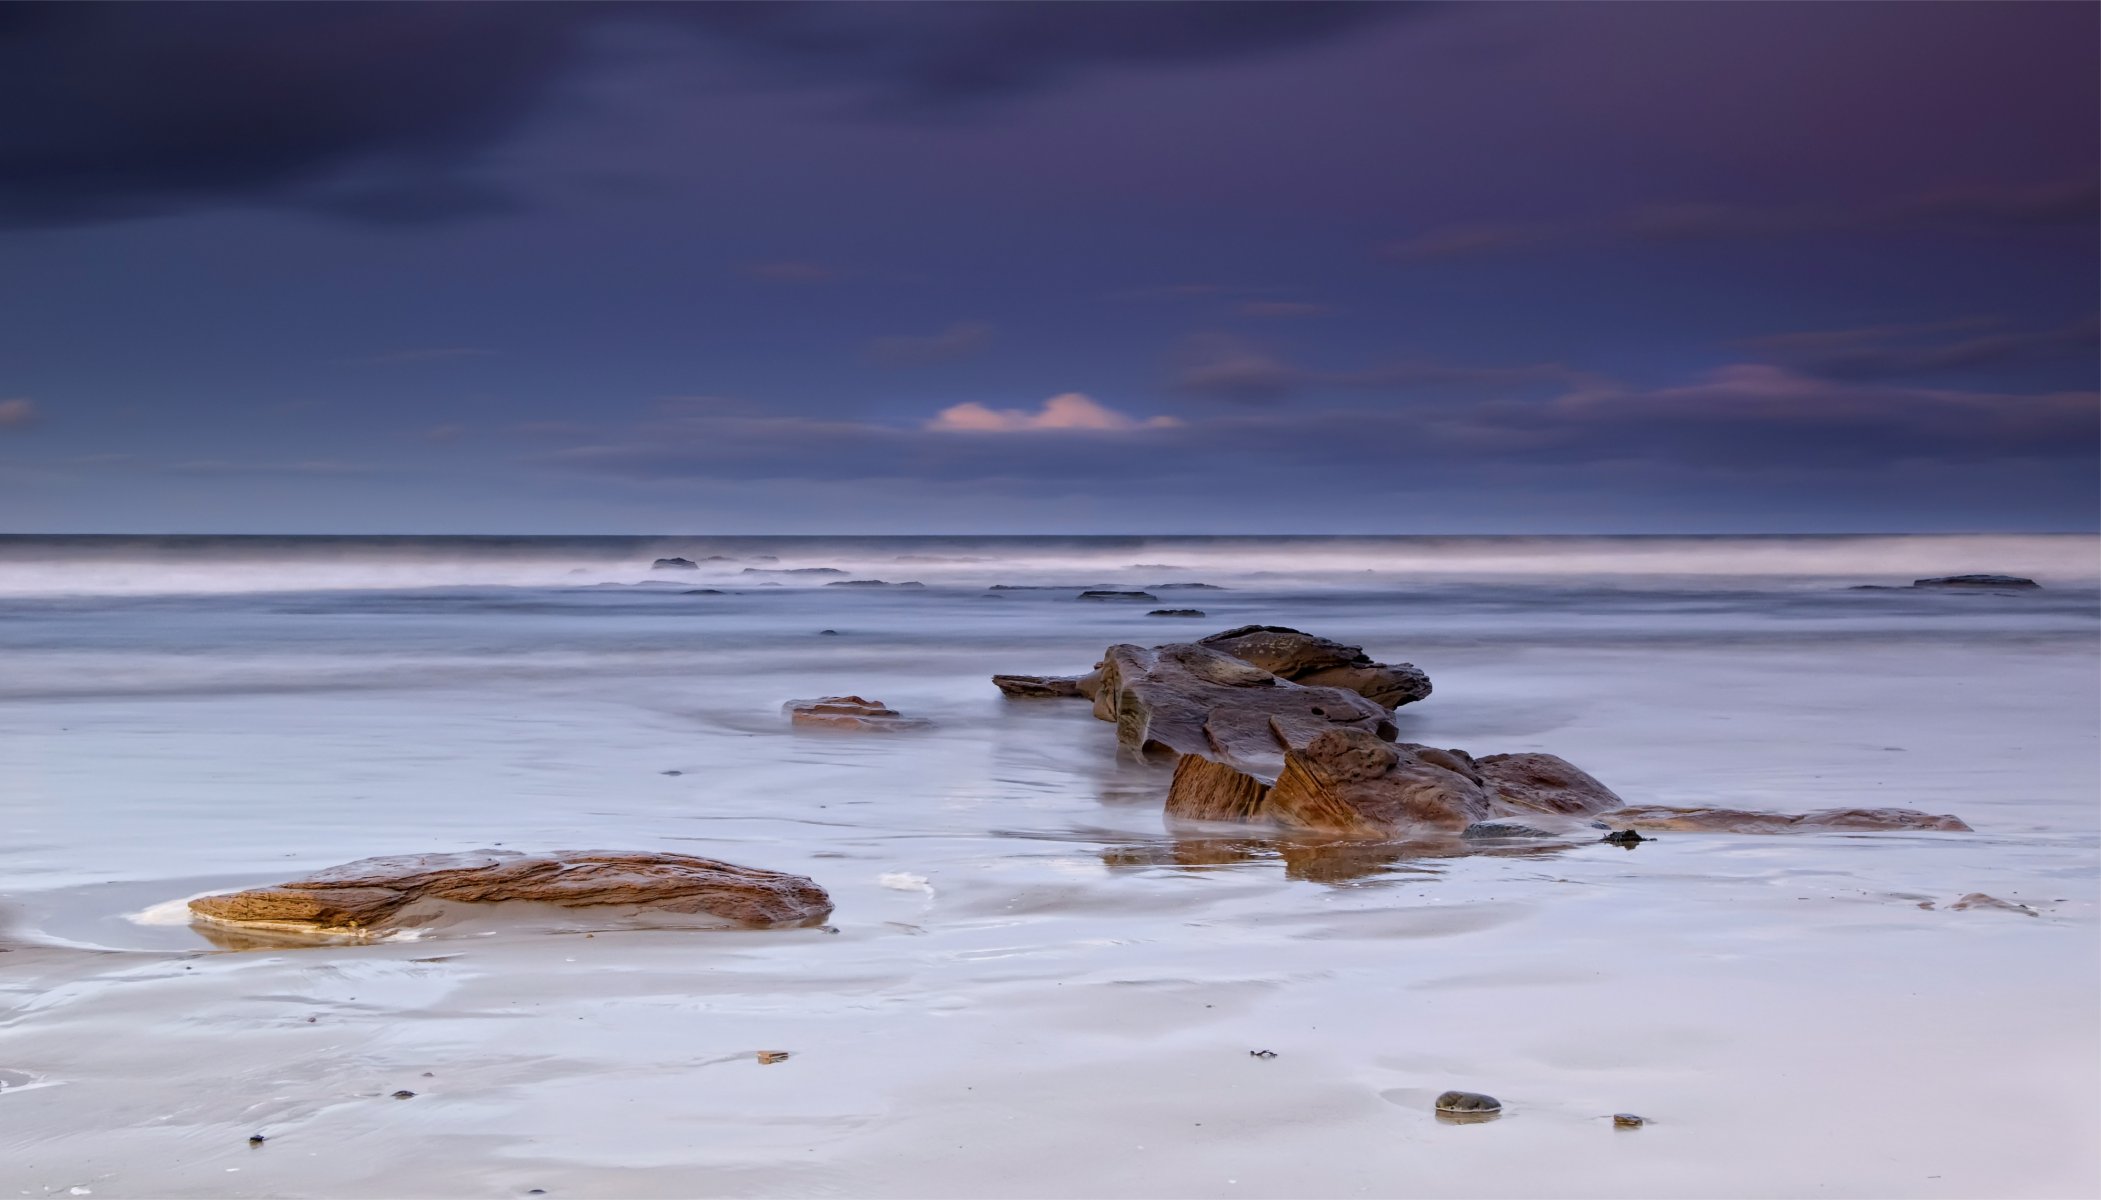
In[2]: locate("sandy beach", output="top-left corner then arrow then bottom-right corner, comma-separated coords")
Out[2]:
1,535 -> 2095,1197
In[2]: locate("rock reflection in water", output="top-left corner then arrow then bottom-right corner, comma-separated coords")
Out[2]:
1100,828 -> 1574,884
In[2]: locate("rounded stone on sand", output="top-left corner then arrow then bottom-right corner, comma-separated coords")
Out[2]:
1434,1090 -> 1501,1116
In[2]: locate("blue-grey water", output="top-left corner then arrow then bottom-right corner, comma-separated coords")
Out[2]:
1,535 -> 2095,1197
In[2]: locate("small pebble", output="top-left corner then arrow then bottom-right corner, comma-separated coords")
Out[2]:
757,1051 -> 791,1065
1613,1113 -> 1646,1129
1248,1049 -> 1277,1059
391,1089 -> 417,1099
247,1134 -> 267,1146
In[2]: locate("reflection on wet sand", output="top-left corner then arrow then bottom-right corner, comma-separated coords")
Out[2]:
1100,825 -> 1580,884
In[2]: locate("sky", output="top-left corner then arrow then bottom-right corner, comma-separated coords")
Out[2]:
0,0 -> 2095,534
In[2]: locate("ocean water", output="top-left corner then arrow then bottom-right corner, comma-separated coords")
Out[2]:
1,534 -> 2096,1197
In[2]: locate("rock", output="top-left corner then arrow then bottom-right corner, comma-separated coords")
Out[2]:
818,629 -> 840,636
1248,1049 -> 1278,1059
1148,608 -> 1206,617
1949,892 -> 2038,916
1462,821 -> 1556,840
756,1051 -> 791,1064
681,589 -> 725,595
1476,753 -> 1625,815
824,579 -> 926,588
247,1134 -> 266,1145
1169,727 -> 1619,835
1079,590 -> 1159,601
1093,642 -> 1395,775
187,850 -> 833,934
1613,1113 -> 1646,1129
1600,829 -> 1647,847
1604,805 -> 1970,833
651,557 -> 698,570
1198,625 -> 1431,709
784,695 -> 930,731
1912,574 -> 2040,590
992,673 -> 1088,699
392,1090 -> 417,1099
1434,1090 -> 1501,1116
1151,582 -> 1225,590
741,567 -> 848,576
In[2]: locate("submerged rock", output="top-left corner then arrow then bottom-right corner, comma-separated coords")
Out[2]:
741,567 -> 849,576
1148,608 -> 1206,617
1912,574 -> 2040,590
1949,892 -> 2038,915
651,557 -> 699,570
824,579 -> 926,588
682,589 -> 725,595
1079,590 -> 1160,602
784,695 -> 930,731
1604,805 -> 1970,833
187,849 -> 833,935
992,673 -> 1089,699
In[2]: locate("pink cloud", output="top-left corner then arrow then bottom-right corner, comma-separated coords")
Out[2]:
926,392 -> 1182,433
0,398 -> 37,428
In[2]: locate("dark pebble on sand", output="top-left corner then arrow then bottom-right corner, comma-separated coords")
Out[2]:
392,1089 -> 417,1099
1613,1113 -> 1646,1128
248,1134 -> 267,1145
1249,1049 -> 1277,1059
1601,829 -> 1647,846
1434,1090 -> 1501,1116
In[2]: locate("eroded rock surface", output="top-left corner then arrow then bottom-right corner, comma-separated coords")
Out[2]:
992,673 -> 1088,699
784,695 -> 929,731
188,850 -> 832,933
1196,625 -> 1432,709
1603,805 -> 1971,833
1093,642 -> 1394,776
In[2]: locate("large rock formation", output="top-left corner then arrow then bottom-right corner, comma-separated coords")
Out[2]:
1091,642 -> 1395,776
1197,625 -> 1432,708
1167,726 -> 1618,833
990,625 -> 1431,711
188,850 -> 833,934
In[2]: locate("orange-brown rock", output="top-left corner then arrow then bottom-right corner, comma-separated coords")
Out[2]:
1603,805 -> 1971,833
991,673 -> 1088,699
1198,625 -> 1432,708
187,850 -> 833,933
1475,752 -> 1624,816
1091,642 -> 1395,775
783,695 -> 930,731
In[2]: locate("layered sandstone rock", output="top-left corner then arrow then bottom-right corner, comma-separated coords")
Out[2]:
784,696 -> 930,731
991,673 -> 1089,699
188,850 -> 833,934
1090,642 -> 1395,776
1197,625 -> 1432,708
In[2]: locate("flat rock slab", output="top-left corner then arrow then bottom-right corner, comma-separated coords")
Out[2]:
784,695 -> 930,731
1912,574 -> 2040,589
1198,625 -> 1432,709
1604,805 -> 1971,833
188,850 -> 833,934
991,673 -> 1088,699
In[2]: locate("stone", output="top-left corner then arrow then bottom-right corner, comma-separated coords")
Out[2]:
1149,608 -> 1206,617
1475,753 -> 1624,816
681,589 -> 725,595
1168,726 -> 1619,836
1613,1113 -> 1646,1129
1462,821 -> 1556,840
991,673 -> 1088,699
1604,805 -> 1971,833
188,850 -> 833,934
741,567 -> 848,576
1078,590 -> 1159,601
1600,829 -> 1647,846
824,579 -> 925,588
1912,574 -> 2040,590
1198,625 -> 1431,709
784,695 -> 927,730
1949,892 -> 2038,916
1093,642 -> 1395,776
651,557 -> 698,570
756,1051 -> 791,1064
392,1090 -> 417,1099
1434,1090 -> 1501,1116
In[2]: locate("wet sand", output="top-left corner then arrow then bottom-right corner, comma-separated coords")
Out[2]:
1,540 -> 2096,1197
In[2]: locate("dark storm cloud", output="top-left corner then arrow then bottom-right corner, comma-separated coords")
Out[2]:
0,1 -> 1405,228
1382,179 -> 2101,261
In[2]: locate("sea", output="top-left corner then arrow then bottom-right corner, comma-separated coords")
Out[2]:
0,533 -> 2095,1197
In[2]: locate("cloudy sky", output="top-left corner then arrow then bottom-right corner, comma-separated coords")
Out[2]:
1,1 -> 2094,533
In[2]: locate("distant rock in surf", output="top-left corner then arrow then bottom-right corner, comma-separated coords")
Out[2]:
742,567 -> 849,576
1078,590 -> 1159,601
651,557 -> 699,570
1149,608 -> 1206,617
824,579 -> 926,588
187,850 -> 832,937
1150,582 -> 1226,590
783,695 -> 930,731
1911,574 -> 2040,590
682,589 -> 725,595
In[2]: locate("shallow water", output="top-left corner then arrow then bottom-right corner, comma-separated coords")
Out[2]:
1,535 -> 2096,1197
